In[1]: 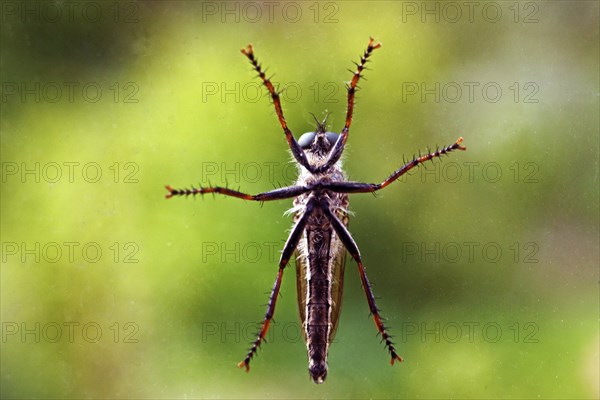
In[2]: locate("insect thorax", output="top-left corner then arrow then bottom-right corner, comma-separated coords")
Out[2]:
293,160 -> 348,217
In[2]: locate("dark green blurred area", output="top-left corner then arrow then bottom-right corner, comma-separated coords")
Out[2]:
1,1 -> 598,398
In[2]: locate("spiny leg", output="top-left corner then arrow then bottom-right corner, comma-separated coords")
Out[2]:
323,137 -> 466,194
320,200 -> 403,365
241,44 -> 312,172
165,184 -> 310,201
316,37 -> 382,173
238,198 -> 316,371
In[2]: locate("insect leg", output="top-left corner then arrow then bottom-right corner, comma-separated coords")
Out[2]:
322,137 -> 466,194
165,184 -> 310,201
241,44 -> 313,172
315,37 -> 381,173
238,198 -> 316,371
320,201 -> 403,365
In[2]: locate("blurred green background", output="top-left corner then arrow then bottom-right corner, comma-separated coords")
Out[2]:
1,1 -> 598,398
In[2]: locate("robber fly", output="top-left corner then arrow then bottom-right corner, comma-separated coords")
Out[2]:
166,38 -> 466,383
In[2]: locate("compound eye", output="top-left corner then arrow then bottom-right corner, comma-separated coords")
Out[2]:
298,132 -> 316,149
326,132 -> 340,147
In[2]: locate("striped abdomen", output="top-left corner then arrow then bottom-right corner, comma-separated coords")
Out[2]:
295,196 -> 348,384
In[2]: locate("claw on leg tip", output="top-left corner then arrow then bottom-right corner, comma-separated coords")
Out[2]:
237,360 -> 250,372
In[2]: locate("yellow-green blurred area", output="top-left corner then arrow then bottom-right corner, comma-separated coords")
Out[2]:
1,1 -> 598,398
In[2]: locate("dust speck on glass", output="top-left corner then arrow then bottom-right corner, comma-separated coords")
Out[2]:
166,37 -> 466,384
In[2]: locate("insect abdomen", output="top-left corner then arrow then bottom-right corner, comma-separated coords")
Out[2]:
305,226 -> 333,384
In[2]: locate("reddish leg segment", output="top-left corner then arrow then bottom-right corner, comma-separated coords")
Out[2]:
316,37 -> 382,173
323,137 -> 466,194
320,199 -> 402,364
238,198 -> 316,371
165,184 -> 310,201
241,45 -> 313,172
343,37 -> 382,137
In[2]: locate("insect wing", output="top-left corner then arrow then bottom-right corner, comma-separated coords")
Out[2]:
295,247 -> 308,337
327,230 -> 347,342
294,212 -> 348,343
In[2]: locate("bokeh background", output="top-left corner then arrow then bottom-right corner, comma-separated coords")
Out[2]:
1,1 -> 598,398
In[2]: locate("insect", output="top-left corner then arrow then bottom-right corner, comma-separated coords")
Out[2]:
166,38 -> 466,383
